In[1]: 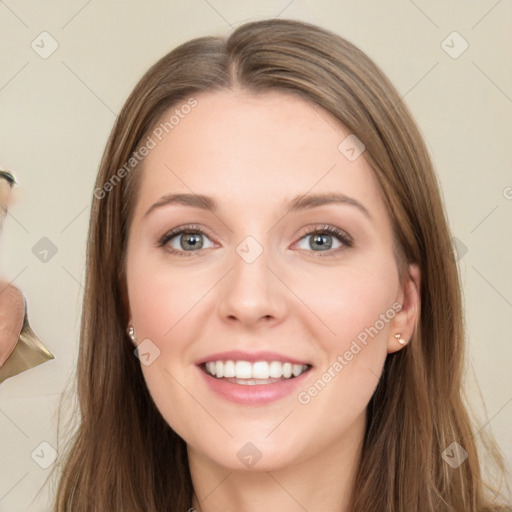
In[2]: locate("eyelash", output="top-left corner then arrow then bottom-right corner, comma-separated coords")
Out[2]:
157,223 -> 353,258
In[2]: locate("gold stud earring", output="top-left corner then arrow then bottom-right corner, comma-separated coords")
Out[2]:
394,333 -> 406,345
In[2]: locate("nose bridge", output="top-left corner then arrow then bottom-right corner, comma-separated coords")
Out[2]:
217,231 -> 286,324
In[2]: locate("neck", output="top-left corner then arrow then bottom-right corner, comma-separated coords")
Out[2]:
188,411 -> 365,512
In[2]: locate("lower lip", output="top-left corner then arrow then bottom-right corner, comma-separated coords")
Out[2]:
197,365 -> 312,405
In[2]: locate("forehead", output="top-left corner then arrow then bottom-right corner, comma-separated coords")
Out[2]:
133,89 -> 388,224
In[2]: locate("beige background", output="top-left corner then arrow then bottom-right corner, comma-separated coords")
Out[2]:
0,1 -> 511,510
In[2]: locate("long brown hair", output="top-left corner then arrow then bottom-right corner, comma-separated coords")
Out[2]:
49,18 -> 510,511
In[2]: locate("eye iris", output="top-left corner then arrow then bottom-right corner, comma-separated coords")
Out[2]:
180,232 -> 203,250
310,233 -> 332,251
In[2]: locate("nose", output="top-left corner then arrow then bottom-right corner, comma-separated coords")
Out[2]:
217,239 -> 287,329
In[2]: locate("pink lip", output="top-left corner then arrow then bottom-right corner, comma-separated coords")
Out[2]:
195,350 -> 311,365
196,364 -> 312,405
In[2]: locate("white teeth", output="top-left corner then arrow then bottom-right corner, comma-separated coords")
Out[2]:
292,364 -> 303,377
252,361 -> 269,379
223,360 -> 235,378
269,361 -> 283,378
204,360 -> 309,380
215,361 -> 224,378
235,361 -> 252,379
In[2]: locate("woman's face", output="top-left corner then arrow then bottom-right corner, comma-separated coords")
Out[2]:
125,89 -> 419,470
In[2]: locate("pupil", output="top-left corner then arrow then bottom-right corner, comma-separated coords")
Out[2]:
182,233 -> 203,250
312,233 -> 332,251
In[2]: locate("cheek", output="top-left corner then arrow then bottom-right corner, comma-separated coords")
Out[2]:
126,248 -> 204,345
125,251 -> 206,436
293,257 -> 399,349
291,259 -> 397,417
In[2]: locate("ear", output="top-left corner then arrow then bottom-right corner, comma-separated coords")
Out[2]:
387,263 -> 421,354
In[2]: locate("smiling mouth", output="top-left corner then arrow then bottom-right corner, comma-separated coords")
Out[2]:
200,360 -> 312,385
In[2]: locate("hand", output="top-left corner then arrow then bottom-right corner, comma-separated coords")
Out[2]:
0,281 -> 24,368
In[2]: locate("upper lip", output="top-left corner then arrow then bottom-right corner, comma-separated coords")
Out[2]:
195,350 -> 312,366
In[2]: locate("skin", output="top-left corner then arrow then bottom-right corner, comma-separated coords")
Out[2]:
125,88 -> 421,512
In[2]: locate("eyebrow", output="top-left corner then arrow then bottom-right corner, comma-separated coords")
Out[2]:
144,192 -> 372,220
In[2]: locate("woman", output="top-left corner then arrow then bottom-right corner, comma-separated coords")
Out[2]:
50,18 -> 510,511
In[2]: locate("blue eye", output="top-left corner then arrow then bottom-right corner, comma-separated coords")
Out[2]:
158,224 -> 353,257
